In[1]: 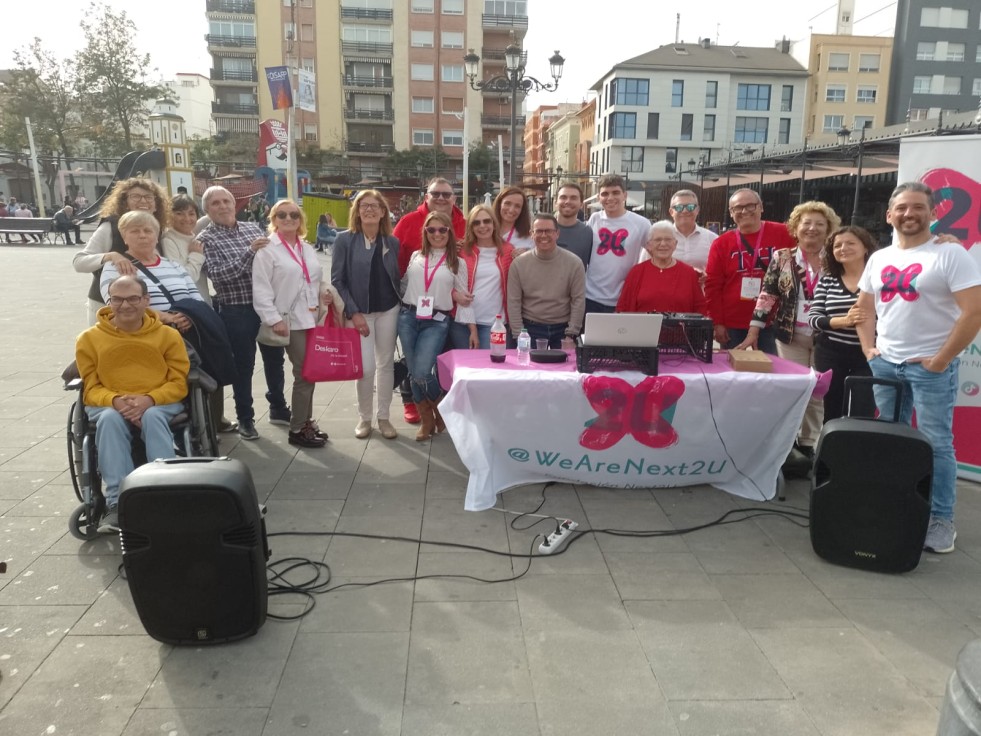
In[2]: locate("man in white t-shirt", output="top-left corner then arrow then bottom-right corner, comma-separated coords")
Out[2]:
856,182 -> 981,554
666,189 -> 717,275
584,175 -> 652,313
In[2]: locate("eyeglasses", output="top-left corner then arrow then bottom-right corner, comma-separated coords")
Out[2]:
671,203 -> 697,213
428,191 -> 454,199
275,211 -> 301,220
730,203 -> 760,214
359,203 -> 380,211
533,229 -> 558,236
108,295 -> 146,306
127,193 -> 155,202
425,226 -> 449,234
473,218 -> 494,226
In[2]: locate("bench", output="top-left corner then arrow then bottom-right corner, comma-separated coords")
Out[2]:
0,218 -> 57,243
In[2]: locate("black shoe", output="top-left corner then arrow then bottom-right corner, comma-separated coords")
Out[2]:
289,421 -> 327,448
269,405 -> 292,426
237,419 -> 259,440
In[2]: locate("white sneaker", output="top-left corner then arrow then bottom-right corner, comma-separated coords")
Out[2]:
355,420 -> 372,439
924,516 -> 956,554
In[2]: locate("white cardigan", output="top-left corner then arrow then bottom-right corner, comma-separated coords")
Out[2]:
252,237 -> 327,331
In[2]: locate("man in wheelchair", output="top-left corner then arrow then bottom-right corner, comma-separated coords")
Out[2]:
75,275 -> 190,530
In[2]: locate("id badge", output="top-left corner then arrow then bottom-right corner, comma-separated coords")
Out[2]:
416,295 -> 434,319
740,275 -> 762,300
795,299 -> 813,336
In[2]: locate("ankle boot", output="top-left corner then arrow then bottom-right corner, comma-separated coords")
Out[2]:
415,399 -> 435,441
432,396 -> 446,433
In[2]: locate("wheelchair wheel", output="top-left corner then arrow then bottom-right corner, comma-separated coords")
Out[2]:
69,503 -> 102,541
189,387 -> 219,457
66,400 -> 83,502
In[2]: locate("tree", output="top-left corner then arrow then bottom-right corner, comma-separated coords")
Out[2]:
382,146 -> 450,181
76,3 -> 166,152
0,38 -> 83,209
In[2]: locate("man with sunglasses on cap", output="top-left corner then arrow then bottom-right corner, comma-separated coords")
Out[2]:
393,177 -> 467,424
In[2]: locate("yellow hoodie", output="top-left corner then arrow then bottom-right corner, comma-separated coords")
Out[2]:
75,307 -> 189,407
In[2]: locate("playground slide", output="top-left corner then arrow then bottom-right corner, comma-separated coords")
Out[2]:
75,150 -> 166,223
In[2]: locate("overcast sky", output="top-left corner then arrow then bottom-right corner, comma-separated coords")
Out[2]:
4,0 -> 897,110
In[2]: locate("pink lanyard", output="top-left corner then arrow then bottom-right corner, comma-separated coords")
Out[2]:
505,226 -> 515,243
278,234 -> 310,283
740,224 -> 766,272
796,250 -> 818,299
423,252 -> 447,293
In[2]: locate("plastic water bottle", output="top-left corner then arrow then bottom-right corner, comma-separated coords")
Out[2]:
490,314 -> 507,363
517,329 -> 531,366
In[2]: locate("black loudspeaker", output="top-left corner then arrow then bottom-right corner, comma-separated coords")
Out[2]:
810,378 -> 933,573
118,457 -> 269,644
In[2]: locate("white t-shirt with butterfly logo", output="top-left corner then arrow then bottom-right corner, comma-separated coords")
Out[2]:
584,210 -> 652,307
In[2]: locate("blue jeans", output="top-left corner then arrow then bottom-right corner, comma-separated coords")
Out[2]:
725,327 -> 777,355
585,298 -> 616,315
521,320 -> 568,349
869,356 -> 959,521
86,403 -> 184,505
449,321 -> 491,349
219,303 -> 287,423
397,307 -> 450,403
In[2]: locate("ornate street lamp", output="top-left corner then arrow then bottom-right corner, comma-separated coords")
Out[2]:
464,36 -> 564,186
838,124 -> 867,225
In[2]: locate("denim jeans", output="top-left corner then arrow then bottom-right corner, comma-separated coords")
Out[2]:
219,304 -> 286,422
585,298 -> 616,315
397,307 -> 450,403
449,321 -> 491,349
86,403 -> 184,505
521,320 -> 568,349
869,356 -> 959,521
725,327 -> 777,355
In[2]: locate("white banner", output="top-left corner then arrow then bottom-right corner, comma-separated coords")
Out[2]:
898,135 -> 981,482
441,366 -> 815,511
297,69 -> 316,113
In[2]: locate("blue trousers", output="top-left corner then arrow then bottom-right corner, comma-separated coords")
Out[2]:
86,403 -> 184,505
449,321 -> 491,350
521,319 -> 569,349
218,303 -> 287,422
869,356 -> 959,521
397,307 -> 449,403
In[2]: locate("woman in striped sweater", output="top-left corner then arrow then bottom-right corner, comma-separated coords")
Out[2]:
807,226 -> 879,421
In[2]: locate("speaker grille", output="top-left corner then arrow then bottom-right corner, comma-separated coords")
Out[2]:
223,524 -> 257,547
120,530 -> 150,553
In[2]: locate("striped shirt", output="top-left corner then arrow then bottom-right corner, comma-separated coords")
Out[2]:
199,221 -> 265,305
100,257 -> 204,310
807,274 -> 861,347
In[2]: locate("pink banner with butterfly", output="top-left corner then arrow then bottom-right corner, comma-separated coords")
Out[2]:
899,135 -> 981,482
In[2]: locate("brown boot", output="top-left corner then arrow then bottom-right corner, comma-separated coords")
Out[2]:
415,399 -> 435,441
432,396 -> 446,433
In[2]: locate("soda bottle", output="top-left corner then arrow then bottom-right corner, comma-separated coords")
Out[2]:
517,329 -> 531,366
490,314 -> 507,363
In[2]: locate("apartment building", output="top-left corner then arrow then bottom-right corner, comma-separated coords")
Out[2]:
205,0 -> 260,135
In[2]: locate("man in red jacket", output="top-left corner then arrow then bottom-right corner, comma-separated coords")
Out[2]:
392,177 -> 466,423
705,188 -> 795,353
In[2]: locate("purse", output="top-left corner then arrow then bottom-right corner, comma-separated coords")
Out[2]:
301,306 -> 364,382
257,315 -> 291,347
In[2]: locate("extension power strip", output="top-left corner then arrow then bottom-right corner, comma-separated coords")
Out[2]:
538,520 -> 579,555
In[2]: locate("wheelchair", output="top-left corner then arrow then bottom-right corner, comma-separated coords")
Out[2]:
64,362 -> 219,540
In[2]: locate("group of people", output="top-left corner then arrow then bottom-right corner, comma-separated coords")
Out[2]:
0,197 -> 47,243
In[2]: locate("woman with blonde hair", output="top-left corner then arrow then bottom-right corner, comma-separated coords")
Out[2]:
451,204 -> 514,349
73,177 -> 171,324
331,190 -> 402,440
253,199 -> 333,448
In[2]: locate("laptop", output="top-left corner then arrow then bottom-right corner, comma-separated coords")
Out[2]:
581,313 -> 663,347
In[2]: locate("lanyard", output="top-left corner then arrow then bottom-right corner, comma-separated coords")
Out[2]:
505,226 -> 515,243
278,234 -> 310,283
738,224 -> 766,272
423,251 -> 447,293
798,250 -> 819,299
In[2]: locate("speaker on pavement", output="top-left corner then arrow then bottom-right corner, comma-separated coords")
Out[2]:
810,377 -> 933,573
118,457 -> 269,644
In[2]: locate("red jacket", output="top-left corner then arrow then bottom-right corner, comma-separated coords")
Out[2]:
458,243 -> 515,324
393,201 -> 467,276
704,222 -> 795,329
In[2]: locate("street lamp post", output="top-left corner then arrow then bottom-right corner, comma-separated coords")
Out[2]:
838,124 -> 867,225
464,37 -> 564,186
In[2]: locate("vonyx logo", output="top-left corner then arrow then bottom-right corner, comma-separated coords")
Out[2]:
579,375 -> 685,451
853,550 -> 877,560
314,344 -> 340,353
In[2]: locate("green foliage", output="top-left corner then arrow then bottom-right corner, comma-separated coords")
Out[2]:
382,146 -> 450,180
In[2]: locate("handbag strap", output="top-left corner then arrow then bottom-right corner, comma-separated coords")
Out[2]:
128,256 -> 177,307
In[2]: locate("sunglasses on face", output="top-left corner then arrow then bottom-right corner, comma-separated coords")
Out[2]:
671,203 -> 697,213
275,211 -> 301,220
473,218 -> 494,226
425,226 -> 449,234
428,191 -> 453,199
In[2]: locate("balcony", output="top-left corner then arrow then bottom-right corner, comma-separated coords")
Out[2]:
341,41 -> 393,56
206,0 -> 254,13
482,13 -> 529,29
479,47 -> 528,67
212,102 -> 259,116
205,34 -> 257,49
482,114 -> 527,128
345,141 -> 395,155
345,109 -> 395,122
210,68 -> 258,83
342,75 -> 394,90
340,7 -> 393,21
